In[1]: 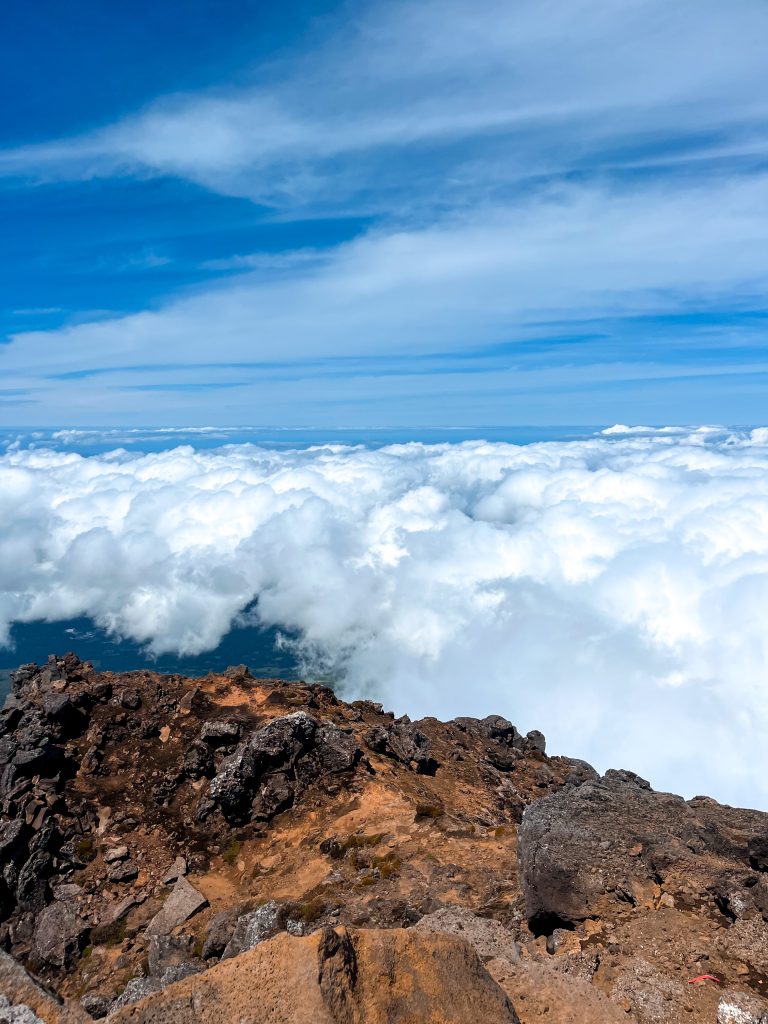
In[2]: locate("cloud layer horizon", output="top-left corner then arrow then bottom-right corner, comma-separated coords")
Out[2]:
2,427 -> 768,808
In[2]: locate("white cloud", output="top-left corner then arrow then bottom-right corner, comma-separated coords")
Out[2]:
2,0 -> 768,424
3,173 -> 768,386
2,0 -> 767,207
3,429 -> 768,807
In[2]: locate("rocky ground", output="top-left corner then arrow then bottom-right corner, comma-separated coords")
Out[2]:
1,654 -> 768,1023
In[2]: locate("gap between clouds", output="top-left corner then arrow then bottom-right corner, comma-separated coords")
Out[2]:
2,428 -> 768,807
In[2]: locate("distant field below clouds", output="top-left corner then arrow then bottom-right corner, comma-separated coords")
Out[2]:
2,425 -> 768,809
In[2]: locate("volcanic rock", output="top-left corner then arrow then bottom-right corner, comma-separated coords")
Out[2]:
31,903 -> 88,969
147,934 -> 197,978
221,901 -> 286,959
2,657 -> 768,1024
199,720 -> 240,746
107,928 -> 519,1024
144,877 -> 207,937
201,908 -> 239,960
518,771 -> 768,932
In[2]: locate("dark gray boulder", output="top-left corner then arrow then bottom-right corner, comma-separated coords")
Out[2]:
749,833 -> 768,872
200,720 -> 240,746
364,721 -> 436,775
16,851 -> 52,912
183,739 -> 214,779
251,772 -> 294,821
32,901 -> 88,968
41,693 -> 86,740
201,907 -> 239,959
519,772 -> 768,935
208,712 -> 317,823
80,992 -> 114,1019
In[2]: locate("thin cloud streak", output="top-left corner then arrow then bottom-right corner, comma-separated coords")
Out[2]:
1,0 -> 767,423
2,0 -> 767,211
2,175 -> 767,380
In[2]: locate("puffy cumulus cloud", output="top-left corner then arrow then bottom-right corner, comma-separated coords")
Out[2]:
3,429 -> 768,807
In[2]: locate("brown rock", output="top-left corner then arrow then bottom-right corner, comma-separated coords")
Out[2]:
0,950 -> 86,1023
108,928 -> 519,1023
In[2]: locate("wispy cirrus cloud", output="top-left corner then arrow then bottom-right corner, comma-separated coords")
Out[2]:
2,0 -> 768,424
3,173 -> 768,376
2,0 -> 767,211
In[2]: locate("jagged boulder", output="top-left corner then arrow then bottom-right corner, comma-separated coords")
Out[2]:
208,712 -> 317,823
364,720 -> 436,774
519,771 -> 768,933
222,901 -> 287,959
31,902 -> 88,969
296,724 -> 360,782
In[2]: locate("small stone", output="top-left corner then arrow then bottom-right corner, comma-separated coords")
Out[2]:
104,845 -> 129,864
162,856 -> 188,884
107,860 -> 139,884
80,993 -> 114,1019
159,726 -> 171,744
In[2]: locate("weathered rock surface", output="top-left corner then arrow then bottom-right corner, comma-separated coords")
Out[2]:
2,655 -> 768,1024
144,878 -> 207,937
31,904 -> 88,970
519,771 -> 768,932
107,928 -> 519,1024
414,905 -> 520,964
0,995 -> 46,1024
221,901 -> 286,959
0,951 -> 84,1024
717,992 -> 768,1023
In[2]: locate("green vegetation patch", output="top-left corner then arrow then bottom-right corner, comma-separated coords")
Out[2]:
222,839 -> 243,865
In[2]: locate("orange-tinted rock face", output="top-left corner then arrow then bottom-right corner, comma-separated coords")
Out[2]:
108,928 -> 519,1024
1,654 -> 768,1024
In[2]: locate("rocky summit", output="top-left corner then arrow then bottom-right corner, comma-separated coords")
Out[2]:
1,655 -> 768,1023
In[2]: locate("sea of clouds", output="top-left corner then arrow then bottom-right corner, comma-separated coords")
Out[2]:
2,427 -> 768,807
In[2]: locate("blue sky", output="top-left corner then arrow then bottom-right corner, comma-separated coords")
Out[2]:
1,0 -> 768,426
